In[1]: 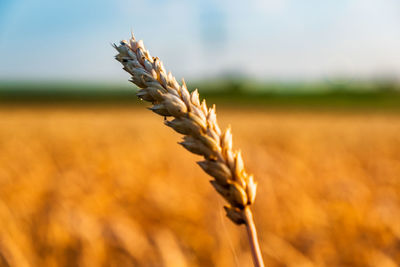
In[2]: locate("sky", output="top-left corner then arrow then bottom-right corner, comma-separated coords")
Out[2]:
0,0 -> 400,82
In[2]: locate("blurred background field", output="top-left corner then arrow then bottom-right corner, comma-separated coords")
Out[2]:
1,80 -> 400,111
2,0 -> 400,266
1,106 -> 400,266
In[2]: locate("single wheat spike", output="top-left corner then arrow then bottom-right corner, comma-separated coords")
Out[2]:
114,33 -> 265,267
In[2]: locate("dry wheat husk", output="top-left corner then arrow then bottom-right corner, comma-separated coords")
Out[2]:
113,34 -> 257,225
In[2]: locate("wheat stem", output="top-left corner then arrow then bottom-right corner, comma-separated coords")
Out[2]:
243,207 -> 265,267
114,33 -> 265,267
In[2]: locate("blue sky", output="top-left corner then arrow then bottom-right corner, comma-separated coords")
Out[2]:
0,0 -> 400,82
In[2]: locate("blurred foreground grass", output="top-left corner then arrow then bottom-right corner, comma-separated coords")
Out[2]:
0,106 -> 399,266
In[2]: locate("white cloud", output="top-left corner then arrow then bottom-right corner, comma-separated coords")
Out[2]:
249,0 -> 288,14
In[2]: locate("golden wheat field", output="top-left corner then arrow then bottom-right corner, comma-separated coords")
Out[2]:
0,106 -> 400,267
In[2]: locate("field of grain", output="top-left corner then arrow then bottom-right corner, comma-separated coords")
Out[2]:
0,107 -> 399,266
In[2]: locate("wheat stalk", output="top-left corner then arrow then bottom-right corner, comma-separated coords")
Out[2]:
114,33 -> 265,267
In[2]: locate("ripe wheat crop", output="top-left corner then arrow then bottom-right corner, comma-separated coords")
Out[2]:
114,33 -> 264,266
1,108 -> 400,266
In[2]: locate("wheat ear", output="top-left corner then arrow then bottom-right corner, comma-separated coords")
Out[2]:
114,33 -> 265,267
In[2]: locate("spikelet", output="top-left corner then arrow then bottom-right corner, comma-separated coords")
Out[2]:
114,35 -> 258,224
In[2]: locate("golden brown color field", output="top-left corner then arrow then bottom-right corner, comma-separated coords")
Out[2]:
0,107 -> 400,267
